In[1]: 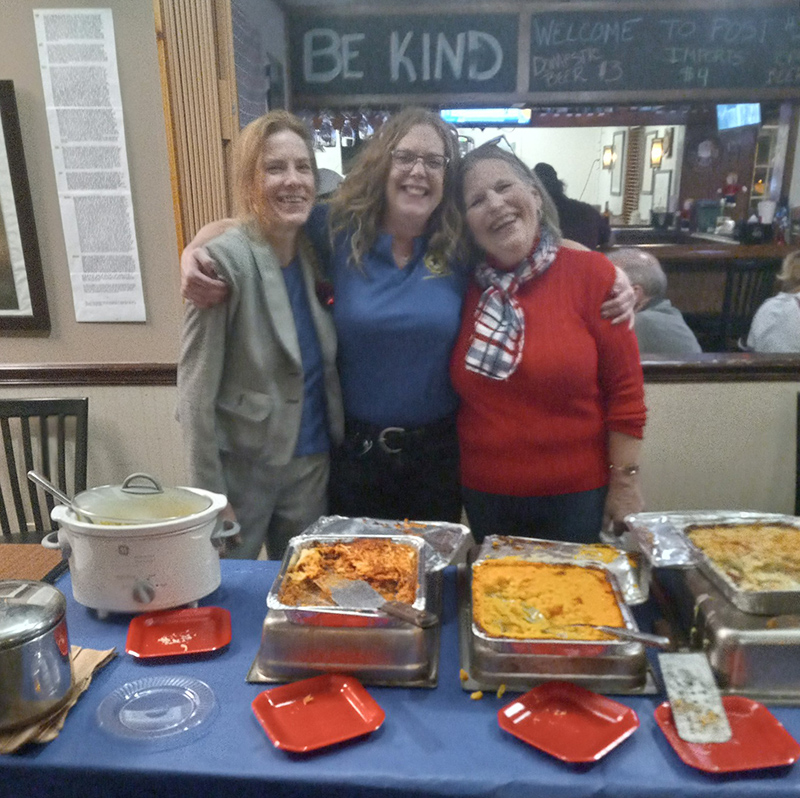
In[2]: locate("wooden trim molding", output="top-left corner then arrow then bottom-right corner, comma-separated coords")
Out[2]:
642,353 -> 800,383
0,363 -> 177,387
1,356 -> 800,388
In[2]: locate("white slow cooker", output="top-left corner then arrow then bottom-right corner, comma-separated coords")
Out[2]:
42,475 -> 238,617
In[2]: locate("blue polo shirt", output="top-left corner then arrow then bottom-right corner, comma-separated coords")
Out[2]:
281,257 -> 330,456
309,210 -> 467,429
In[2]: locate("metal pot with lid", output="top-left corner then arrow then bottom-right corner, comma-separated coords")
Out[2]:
0,580 -> 72,730
40,473 -> 239,616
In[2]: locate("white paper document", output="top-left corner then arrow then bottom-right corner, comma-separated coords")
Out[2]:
34,7 -> 146,322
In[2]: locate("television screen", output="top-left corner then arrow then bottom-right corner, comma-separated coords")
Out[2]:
717,103 -> 761,131
440,108 -> 531,126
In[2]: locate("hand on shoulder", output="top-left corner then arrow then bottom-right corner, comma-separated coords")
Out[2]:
180,219 -> 235,307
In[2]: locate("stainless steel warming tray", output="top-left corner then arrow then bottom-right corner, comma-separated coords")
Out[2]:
249,569 -> 442,687
266,531 -> 428,627
628,511 -> 800,616
459,537 -> 650,694
653,565 -> 800,704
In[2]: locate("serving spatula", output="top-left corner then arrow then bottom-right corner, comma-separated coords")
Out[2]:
327,580 -> 438,628
554,624 -> 673,649
658,652 -> 732,743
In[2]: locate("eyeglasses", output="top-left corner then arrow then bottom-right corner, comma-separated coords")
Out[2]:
391,149 -> 450,172
482,135 -> 516,154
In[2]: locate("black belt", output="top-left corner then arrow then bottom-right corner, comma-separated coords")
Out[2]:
344,415 -> 456,456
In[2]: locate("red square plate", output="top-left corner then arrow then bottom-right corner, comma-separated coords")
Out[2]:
497,681 -> 639,763
126,607 -> 232,658
655,696 -> 800,773
252,673 -> 385,753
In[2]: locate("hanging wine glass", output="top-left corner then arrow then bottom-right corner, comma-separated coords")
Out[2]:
358,111 -> 374,141
318,111 -> 336,147
340,114 -> 356,147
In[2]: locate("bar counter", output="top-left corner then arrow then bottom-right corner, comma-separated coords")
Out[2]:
3,560 -> 800,798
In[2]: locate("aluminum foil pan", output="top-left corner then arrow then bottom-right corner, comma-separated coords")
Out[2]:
474,534 -> 647,605
470,536 -> 643,656
628,511 -> 800,616
304,515 -> 471,572
266,532 -> 428,627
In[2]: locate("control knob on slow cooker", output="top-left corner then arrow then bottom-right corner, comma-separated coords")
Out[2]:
132,580 -> 156,605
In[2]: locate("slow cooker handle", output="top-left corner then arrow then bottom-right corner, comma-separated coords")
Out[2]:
211,519 -> 240,542
41,530 -> 72,560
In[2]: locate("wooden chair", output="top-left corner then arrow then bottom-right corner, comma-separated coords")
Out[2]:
684,258 -> 779,351
0,397 -> 88,542
719,260 -> 778,351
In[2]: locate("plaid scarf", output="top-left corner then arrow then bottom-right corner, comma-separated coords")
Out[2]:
465,229 -> 559,380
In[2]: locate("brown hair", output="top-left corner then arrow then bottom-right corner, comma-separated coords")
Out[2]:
233,110 -> 317,235
327,107 -> 463,267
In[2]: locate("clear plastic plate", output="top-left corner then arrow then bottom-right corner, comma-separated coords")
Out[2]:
96,676 -> 217,749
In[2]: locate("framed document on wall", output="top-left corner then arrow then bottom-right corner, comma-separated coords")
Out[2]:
653,169 -> 672,211
0,81 -> 49,332
642,131 -> 657,195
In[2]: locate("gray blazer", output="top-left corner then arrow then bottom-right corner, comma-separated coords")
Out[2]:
177,225 -> 344,494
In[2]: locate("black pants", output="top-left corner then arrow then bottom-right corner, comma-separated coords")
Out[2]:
329,417 -> 462,523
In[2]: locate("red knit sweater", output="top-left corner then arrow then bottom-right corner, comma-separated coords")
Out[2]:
450,247 -> 646,497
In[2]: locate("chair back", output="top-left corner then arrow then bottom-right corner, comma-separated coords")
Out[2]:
0,397 -> 88,542
720,260 -> 778,350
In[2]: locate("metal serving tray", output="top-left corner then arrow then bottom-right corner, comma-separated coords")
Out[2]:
248,570 -> 442,687
471,538 -> 642,657
266,532 -> 428,627
457,566 -> 650,695
630,511 -> 800,616
304,515 -> 471,572
654,566 -> 800,704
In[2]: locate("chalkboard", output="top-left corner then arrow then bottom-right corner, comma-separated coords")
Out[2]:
287,13 -> 518,97
529,7 -> 800,94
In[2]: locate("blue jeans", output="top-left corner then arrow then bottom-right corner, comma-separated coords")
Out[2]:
462,485 -> 608,545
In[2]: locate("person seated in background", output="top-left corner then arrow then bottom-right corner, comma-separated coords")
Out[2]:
607,248 -> 702,356
533,162 -> 611,250
747,250 -> 800,353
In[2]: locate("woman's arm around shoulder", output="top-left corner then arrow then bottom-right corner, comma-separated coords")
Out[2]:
181,218 -> 236,307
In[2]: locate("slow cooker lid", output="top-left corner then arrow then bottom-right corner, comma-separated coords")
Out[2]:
0,580 -> 66,650
73,473 -> 212,522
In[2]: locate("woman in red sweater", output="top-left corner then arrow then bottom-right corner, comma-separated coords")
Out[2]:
450,143 -> 646,544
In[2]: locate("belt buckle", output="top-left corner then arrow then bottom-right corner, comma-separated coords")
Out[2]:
377,426 -> 405,454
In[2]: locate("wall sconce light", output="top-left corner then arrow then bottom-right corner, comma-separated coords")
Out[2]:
602,145 -> 615,170
650,137 -> 664,169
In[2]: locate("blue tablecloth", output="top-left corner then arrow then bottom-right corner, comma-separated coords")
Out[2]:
3,560 -> 800,798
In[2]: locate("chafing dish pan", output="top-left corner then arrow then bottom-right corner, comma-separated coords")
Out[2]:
249,570 -> 442,687
458,566 -> 648,694
267,532 -> 428,627
654,566 -> 800,704
628,511 -> 800,616
471,537 -> 642,657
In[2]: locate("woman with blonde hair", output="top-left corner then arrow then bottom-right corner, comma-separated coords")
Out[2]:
177,110 -> 343,559
747,250 -> 800,353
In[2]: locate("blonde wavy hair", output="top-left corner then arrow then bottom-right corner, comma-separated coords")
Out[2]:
327,107 -> 463,268
233,110 -> 317,237
778,250 -> 800,293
